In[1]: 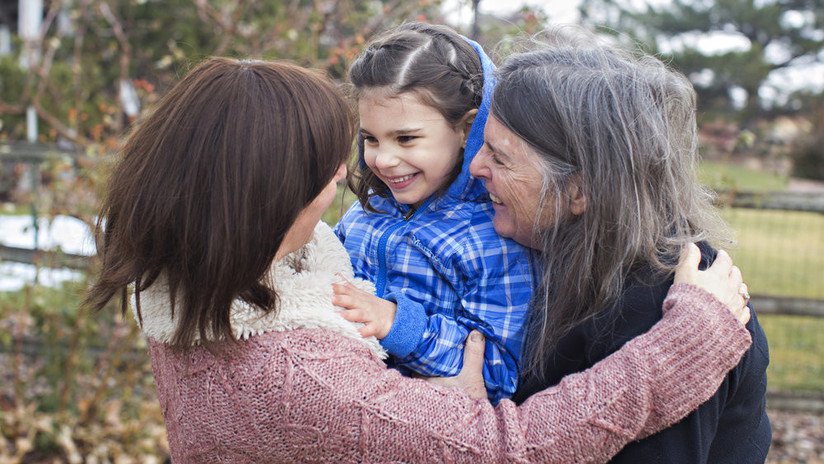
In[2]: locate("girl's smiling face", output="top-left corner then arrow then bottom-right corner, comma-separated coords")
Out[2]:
358,90 -> 470,207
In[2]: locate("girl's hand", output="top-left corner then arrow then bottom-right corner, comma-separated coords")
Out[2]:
425,330 -> 488,400
332,281 -> 397,339
674,243 -> 750,325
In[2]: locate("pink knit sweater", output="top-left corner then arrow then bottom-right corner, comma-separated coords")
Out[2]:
147,283 -> 750,463
139,224 -> 752,463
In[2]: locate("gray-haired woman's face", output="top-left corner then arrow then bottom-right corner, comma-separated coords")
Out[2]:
469,114 -> 550,249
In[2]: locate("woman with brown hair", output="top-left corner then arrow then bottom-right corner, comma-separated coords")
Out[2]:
85,56 -> 753,463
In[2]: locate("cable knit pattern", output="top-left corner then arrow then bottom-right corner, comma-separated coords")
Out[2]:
139,225 -> 752,463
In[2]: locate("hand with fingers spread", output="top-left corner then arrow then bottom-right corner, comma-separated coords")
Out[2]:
674,243 -> 751,325
332,281 -> 397,339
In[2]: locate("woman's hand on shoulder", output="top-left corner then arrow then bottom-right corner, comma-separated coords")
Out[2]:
425,331 -> 488,400
674,243 -> 750,325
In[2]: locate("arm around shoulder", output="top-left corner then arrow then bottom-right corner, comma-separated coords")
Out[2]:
253,286 -> 750,464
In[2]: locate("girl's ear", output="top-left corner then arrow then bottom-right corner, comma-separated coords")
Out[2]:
567,176 -> 588,216
459,109 -> 479,147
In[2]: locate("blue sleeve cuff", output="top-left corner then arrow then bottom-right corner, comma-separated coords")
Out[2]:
380,292 -> 428,358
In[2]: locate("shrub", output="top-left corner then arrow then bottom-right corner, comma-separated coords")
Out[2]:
791,106 -> 824,181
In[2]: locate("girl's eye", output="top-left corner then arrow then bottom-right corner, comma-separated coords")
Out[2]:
362,135 -> 378,145
397,135 -> 417,144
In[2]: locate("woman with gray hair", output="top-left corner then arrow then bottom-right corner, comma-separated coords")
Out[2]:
470,29 -> 771,463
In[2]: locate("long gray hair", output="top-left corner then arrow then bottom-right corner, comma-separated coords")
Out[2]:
491,29 -> 731,379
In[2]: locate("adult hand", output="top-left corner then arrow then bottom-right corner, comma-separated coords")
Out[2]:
425,330 -> 488,400
674,243 -> 750,325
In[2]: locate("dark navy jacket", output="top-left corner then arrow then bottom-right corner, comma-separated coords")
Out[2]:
513,244 -> 771,463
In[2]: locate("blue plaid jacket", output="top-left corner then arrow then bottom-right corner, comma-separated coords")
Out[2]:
334,38 -> 535,404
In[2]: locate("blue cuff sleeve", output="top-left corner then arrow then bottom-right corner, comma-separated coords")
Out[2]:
380,292 -> 428,358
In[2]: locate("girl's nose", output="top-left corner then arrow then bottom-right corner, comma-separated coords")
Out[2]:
374,148 -> 401,170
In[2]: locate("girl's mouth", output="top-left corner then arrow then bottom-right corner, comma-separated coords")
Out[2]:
387,173 -> 418,189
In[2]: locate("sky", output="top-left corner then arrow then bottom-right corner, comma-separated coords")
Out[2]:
443,0 -> 581,24
442,0 -> 824,106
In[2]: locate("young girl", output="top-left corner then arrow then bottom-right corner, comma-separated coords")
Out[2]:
333,22 -> 534,404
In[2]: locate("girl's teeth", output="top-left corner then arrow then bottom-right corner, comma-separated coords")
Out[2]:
489,193 -> 502,204
390,174 -> 414,184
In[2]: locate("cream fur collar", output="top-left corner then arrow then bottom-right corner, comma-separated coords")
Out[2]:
133,221 -> 387,359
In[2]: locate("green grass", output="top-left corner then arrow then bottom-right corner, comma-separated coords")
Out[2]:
722,208 -> 824,300
720,207 -> 824,393
696,161 -> 823,392
759,315 -> 824,391
698,161 -> 789,191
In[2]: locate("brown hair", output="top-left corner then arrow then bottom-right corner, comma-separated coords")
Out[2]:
347,22 -> 482,211
83,57 -> 355,346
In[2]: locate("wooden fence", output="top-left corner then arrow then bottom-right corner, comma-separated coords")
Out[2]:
1,140 -> 81,162
0,244 -> 90,270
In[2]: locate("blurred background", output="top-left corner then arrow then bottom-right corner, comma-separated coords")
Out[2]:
0,0 -> 822,462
